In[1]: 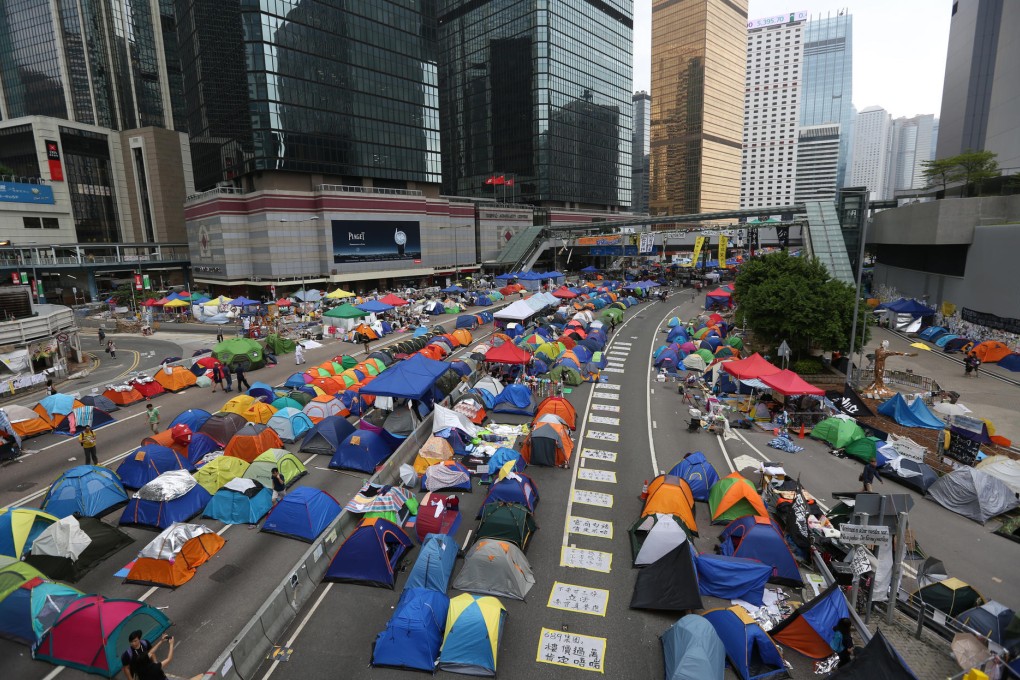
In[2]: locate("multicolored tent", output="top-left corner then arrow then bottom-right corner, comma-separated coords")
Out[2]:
0,508 -> 58,558
770,583 -> 850,659
703,606 -> 787,680
438,593 -> 506,676
709,473 -> 769,524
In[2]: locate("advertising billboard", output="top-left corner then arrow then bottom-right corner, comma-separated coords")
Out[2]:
331,220 -> 422,264
0,181 -> 55,204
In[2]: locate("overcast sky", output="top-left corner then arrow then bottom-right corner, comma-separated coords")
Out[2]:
632,0 -> 953,118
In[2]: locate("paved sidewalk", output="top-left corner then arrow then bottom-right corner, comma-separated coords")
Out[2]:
863,607 -> 962,679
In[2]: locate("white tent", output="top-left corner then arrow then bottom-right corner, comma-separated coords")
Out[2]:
493,300 -> 537,321
634,514 -> 688,566
432,404 -> 480,438
30,516 -> 92,560
976,455 -> 1020,496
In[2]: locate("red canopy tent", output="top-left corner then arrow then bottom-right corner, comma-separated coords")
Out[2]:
722,353 -> 781,380
760,369 -> 824,396
378,293 -> 409,306
551,286 -> 577,299
141,299 -> 160,307
484,343 -> 533,365
276,298 -> 292,307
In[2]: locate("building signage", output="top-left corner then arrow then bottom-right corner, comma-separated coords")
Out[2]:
577,234 -> 623,246
839,523 -> 891,546
748,11 -> 808,29
0,181 -> 56,205
480,209 -> 531,221
45,140 -> 64,181
331,219 -> 421,263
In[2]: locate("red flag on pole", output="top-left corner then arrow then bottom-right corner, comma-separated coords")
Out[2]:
485,175 -> 506,185
506,178 -> 515,187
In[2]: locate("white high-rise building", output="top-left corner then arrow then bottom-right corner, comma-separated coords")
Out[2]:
795,123 -> 841,202
887,114 -> 938,196
849,106 -> 893,200
740,12 -> 806,209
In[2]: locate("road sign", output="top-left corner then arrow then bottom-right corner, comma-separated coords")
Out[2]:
839,523 -> 890,546
777,340 -> 791,358
56,332 -> 68,342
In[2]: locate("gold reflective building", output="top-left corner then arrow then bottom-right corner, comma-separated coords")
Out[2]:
650,0 -> 747,215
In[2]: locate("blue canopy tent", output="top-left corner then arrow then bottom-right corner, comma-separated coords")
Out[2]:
41,466 -> 128,518
770,583 -> 850,659
668,452 -> 720,502
261,487 -> 340,542
703,606 -> 787,680
299,416 -> 356,455
695,554 -> 773,606
662,614 -> 726,680
877,394 -> 945,430
581,265 -> 599,272
324,517 -> 413,587
406,533 -> 459,592
440,285 -> 467,293
357,300 -> 394,314
360,354 -> 451,404
328,430 -> 396,473
372,587 -> 449,671
228,296 -> 259,307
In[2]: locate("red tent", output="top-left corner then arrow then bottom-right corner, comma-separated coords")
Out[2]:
707,288 -> 731,297
378,293 -> 409,306
484,343 -> 533,365
760,369 -> 824,396
551,286 -> 577,299
722,353 -> 781,380
141,299 -> 160,307
276,298 -> 292,307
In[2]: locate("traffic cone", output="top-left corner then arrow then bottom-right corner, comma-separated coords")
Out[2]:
640,480 -> 649,501
798,423 -> 806,439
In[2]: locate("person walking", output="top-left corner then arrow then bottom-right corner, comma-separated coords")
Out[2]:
234,363 -> 250,391
211,363 -> 224,393
79,425 -> 98,465
146,404 -> 160,434
98,327 -> 106,345
108,340 -> 117,359
363,339 -> 372,356
271,467 -> 286,504
223,364 -> 234,392
860,459 -> 882,492
216,331 -> 224,344
294,342 -> 305,365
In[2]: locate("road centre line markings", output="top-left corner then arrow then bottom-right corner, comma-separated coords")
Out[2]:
578,469 -> 617,484
567,516 -> 614,539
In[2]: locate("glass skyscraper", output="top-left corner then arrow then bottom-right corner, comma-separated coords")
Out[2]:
649,0 -> 747,216
0,0 -> 184,131
437,0 -> 633,210
800,13 -> 854,189
176,0 -> 441,192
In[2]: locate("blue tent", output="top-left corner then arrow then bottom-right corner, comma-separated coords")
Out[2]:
667,327 -> 689,343
372,587 -> 449,671
456,315 -> 478,329
119,481 -> 211,529
284,373 -> 310,388
720,516 -> 802,586
168,409 -> 212,432
957,601 -> 1018,646
703,606 -> 787,680
441,285 -> 467,292
203,481 -> 273,524
655,349 -> 681,369
116,445 -> 193,489
299,416 -> 356,455
36,393 -> 76,419
261,487 -> 340,542
662,614 -> 726,680
0,579 -> 83,645
877,394 -> 944,430
358,300 -> 394,313
184,433 -> 223,466
996,353 -> 1020,372
695,553 -> 773,606
877,298 -> 935,317
41,465 -> 128,518
405,533 -> 458,592
478,473 -> 539,517
360,354 -> 451,402
328,430 -> 395,473
771,583 -> 850,659
490,384 -> 537,415
486,447 -> 526,479
324,517 -> 413,587
668,452 -> 721,502
581,265 -> 599,272
267,407 -> 314,443
438,594 -> 506,676
918,326 -> 945,341
246,381 -> 276,402
934,333 -> 959,347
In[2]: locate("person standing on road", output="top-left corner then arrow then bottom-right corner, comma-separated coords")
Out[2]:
98,327 -> 106,345
234,363 -> 250,391
860,459 -> 881,492
294,342 -> 305,365
223,364 -> 234,392
271,467 -> 286,504
108,340 -> 117,359
216,331 -> 224,344
146,404 -> 160,434
211,363 -> 224,392
363,339 -> 372,356
79,426 -> 98,465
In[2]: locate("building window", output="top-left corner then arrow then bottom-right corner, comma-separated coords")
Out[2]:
23,217 -> 42,229
43,218 -> 60,229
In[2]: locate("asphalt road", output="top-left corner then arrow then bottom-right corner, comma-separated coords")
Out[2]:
0,308 -> 505,680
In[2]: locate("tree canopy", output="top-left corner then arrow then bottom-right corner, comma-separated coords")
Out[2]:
922,150 -> 999,196
734,251 -> 867,358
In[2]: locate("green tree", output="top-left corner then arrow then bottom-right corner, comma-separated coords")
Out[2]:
734,251 -> 868,359
920,157 -> 959,194
953,149 -> 999,196
0,163 -> 16,177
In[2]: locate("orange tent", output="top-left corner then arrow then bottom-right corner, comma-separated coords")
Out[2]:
153,366 -> 197,392
642,474 -> 698,535
354,324 -> 379,340
221,395 -> 258,416
556,336 -> 577,350
452,329 -> 472,346
442,333 -> 461,348
519,421 -> 574,467
971,341 -> 1012,363
303,396 -> 345,422
5,404 -> 53,439
709,472 -> 769,524
224,424 -> 284,463
241,401 -> 277,424
490,333 -> 512,345
103,386 -> 145,406
142,429 -> 187,457
125,525 -> 226,588
413,436 -> 455,474
533,396 -> 577,430
310,376 -> 343,394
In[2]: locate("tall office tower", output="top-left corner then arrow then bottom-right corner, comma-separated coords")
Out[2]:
936,0 -> 1019,168
650,0 -> 747,216
740,11 -> 806,209
437,0 -> 633,210
887,114 -> 938,195
849,106 -> 893,200
632,91 -> 651,213
0,0 -> 185,131
177,1 -> 441,192
795,123 -> 840,202
800,12 -> 854,188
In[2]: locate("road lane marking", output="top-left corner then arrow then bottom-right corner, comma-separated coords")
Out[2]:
567,516 -> 614,539
572,489 -> 613,507
643,304 -> 682,475
577,469 -> 616,484
581,449 -> 617,463
601,367 -> 624,373
652,420 -> 657,429
588,415 -> 619,426
560,546 -> 612,573
259,582 -> 336,680
547,582 -> 609,617
586,430 -> 618,442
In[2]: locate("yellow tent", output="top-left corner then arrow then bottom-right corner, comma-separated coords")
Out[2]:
326,289 -> 354,299
203,295 -> 231,307
163,298 -> 190,308
221,394 -> 258,416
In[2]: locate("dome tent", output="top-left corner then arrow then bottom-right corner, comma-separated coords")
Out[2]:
203,478 -> 273,524
41,465 -> 128,518
24,516 -> 133,582
452,539 -> 535,600
245,448 -> 307,488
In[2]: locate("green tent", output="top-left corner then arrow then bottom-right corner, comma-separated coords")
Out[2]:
600,308 -> 623,322
550,364 -> 583,386
535,342 -> 561,362
708,475 -> 765,523
0,561 -> 46,601
213,337 -> 265,369
694,349 -> 715,364
285,390 -> 312,406
810,417 -> 866,449
264,334 -> 296,354
844,436 -> 881,463
726,337 -> 744,350
475,503 -> 537,550
323,303 -> 366,319
271,397 -> 304,411
340,355 -> 358,369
